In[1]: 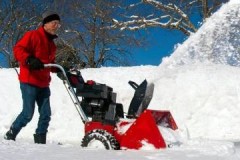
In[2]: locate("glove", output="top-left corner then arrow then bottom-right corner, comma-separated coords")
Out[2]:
57,72 -> 66,80
26,56 -> 44,70
56,67 -> 69,80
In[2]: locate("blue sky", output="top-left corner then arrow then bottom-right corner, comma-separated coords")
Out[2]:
0,54 -> 7,67
132,9 -> 204,66
132,28 -> 187,66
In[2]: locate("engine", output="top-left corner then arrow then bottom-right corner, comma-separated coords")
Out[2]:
75,80 -> 124,124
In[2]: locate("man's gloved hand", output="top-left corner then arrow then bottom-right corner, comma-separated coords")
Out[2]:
55,67 -> 69,80
57,71 -> 66,80
26,56 -> 44,70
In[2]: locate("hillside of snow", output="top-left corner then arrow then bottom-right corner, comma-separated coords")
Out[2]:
2,62 -> 240,143
162,0 -> 240,67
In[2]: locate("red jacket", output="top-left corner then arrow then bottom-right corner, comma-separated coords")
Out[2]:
14,26 -> 57,88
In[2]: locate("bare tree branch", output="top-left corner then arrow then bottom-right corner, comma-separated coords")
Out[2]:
110,0 -> 228,36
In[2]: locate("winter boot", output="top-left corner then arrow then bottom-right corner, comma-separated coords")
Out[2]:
4,128 -> 18,141
34,133 -> 46,144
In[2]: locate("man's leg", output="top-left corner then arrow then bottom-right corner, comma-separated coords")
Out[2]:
34,87 -> 51,144
5,83 -> 37,140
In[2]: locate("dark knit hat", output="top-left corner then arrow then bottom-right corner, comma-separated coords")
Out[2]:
42,11 -> 60,25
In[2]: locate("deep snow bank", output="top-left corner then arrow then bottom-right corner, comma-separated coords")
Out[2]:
161,0 -> 240,67
1,63 -> 240,143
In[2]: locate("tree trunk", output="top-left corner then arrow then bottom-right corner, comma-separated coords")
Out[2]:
202,0 -> 209,19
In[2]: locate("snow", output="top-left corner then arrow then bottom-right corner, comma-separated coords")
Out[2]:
1,0 -> 240,159
161,0 -> 240,67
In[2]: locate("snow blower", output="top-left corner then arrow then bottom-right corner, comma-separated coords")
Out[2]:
45,64 -> 178,150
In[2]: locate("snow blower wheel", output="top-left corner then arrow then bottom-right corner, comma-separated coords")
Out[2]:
81,129 -> 120,150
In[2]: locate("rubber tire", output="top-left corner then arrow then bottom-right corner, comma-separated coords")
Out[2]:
81,129 -> 120,150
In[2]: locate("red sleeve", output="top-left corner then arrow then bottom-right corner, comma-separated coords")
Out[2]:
13,31 -> 33,65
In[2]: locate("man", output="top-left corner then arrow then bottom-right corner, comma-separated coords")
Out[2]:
4,11 -> 61,144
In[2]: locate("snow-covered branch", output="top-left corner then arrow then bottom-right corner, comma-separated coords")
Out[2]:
111,0 -> 198,35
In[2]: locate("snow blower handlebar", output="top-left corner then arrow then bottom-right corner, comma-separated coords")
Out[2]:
44,64 -> 89,123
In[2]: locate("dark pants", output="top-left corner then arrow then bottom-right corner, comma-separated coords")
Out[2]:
11,83 -> 51,136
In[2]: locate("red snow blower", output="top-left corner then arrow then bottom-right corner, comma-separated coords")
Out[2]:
45,64 -> 178,150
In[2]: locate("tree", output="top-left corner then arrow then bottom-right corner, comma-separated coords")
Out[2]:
0,0 -> 43,67
55,0 -> 144,68
111,0 -> 229,36
55,38 -> 87,69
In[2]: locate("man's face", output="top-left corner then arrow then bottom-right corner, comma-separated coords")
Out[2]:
44,20 -> 61,35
